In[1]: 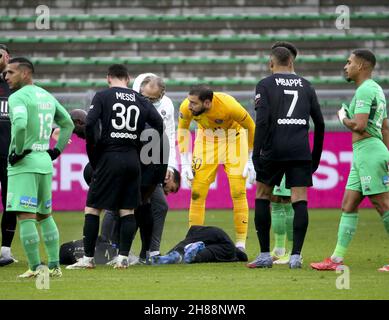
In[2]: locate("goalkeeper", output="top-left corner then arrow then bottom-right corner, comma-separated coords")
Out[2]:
177,85 -> 255,250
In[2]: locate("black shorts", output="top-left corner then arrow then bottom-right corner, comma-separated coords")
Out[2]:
86,150 -> 141,211
141,163 -> 167,187
256,159 -> 312,188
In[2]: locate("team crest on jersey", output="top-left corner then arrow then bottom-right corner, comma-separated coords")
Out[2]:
215,119 -> 223,124
90,105 -> 94,109
255,93 -> 261,103
179,112 -> 184,119
161,110 -> 166,116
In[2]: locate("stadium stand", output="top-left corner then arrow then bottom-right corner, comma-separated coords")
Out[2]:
0,0 -> 388,130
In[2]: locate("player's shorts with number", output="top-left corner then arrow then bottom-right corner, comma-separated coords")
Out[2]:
192,128 -> 248,183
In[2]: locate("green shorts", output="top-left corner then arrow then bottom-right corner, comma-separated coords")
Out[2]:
346,137 -> 389,196
273,175 -> 291,197
7,173 -> 52,214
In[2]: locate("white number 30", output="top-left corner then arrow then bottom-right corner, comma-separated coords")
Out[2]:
111,103 -> 140,131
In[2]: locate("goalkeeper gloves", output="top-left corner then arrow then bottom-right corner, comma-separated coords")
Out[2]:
242,151 -> 256,184
47,148 -> 61,161
337,103 -> 349,125
8,149 -> 32,166
180,152 -> 194,188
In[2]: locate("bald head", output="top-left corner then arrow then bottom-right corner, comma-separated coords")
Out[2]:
70,109 -> 87,138
139,75 -> 166,105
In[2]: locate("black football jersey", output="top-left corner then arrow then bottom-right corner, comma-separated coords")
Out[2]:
0,74 -> 11,157
253,73 -> 324,162
85,87 -> 164,152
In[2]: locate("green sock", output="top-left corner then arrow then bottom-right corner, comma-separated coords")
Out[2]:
271,202 -> 286,249
332,212 -> 359,259
19,219 -> 41,271
39,216 -> 60,269
382,211 -> 389,235
284,203 -> 294,251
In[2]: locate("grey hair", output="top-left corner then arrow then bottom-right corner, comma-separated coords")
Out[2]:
140,75 -> 166,95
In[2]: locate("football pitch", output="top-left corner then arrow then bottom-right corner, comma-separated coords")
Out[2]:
1,209 -> 388,300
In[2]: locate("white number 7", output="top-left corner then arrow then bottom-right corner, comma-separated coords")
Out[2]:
284,90 -> 298,117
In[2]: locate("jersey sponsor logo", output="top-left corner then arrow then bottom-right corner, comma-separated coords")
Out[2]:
32,143 -> 49,151
110,132 -> 137,139
275,78 -> 303,87
277,118 -> 307,125
20,196 -> 38,208
38,102 -> 53,110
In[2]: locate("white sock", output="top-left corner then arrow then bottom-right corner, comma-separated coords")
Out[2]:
235,241 -> 245,249
84,256 -> 94,262
331,255 -> 343,263
273,247 -> 286,256
149,251 -> 160,257
1,246 -> 11,258
118,254 -> 128,261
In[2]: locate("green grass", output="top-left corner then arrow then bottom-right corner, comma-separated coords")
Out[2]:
1,209 -> 389,300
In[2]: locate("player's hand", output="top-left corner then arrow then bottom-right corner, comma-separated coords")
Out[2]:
242,151 -> 256,184
165,167 -> 174,183
337,104 -> 349,124
8,149 -> 32,166
47,148 -> 61,161
51,128 -> 72,144
180,152 -> 194,188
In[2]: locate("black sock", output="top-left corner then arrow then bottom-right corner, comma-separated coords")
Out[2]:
119,214 -> 137,256
83,214 -> 100,257
291,201 -> 309,255
254,199 -> 271,253
1,210 -> 17,247
135,203 -> 153,259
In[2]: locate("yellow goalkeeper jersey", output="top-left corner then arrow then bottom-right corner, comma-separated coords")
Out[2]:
177,92 -> 255,153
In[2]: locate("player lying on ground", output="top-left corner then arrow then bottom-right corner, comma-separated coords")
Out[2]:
151,225 -> 248,265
